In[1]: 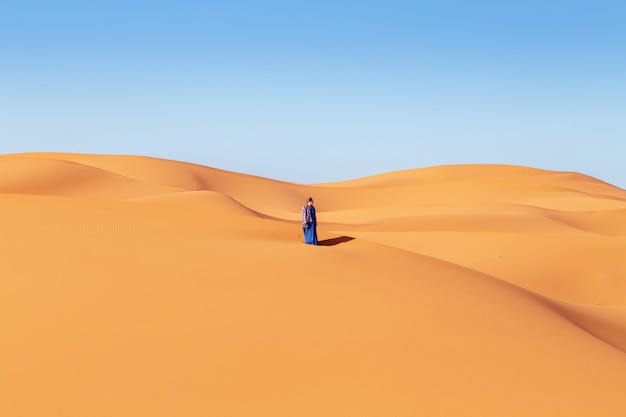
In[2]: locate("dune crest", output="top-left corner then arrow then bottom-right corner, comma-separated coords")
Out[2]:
2,152 -> 626,416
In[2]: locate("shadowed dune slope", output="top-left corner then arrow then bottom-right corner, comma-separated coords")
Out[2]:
2,152 -> 626,417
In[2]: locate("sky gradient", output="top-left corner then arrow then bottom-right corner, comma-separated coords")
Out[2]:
2,1 -> 625,186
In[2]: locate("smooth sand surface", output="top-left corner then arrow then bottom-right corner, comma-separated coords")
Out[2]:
2,152 -> 626,416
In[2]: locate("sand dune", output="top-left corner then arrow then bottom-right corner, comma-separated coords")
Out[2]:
1,152 -> 626,416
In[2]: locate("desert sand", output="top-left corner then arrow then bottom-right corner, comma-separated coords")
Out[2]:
1,152 -> 626,417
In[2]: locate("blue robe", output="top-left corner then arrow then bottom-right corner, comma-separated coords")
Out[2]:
302,205 -> 318,245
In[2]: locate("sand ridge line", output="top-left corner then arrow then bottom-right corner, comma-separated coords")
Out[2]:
0,193 -> 301,250
541,300 -> 626,355
0,155 -> 185,199
125,190 -> 264,217
318,234 -> 626,355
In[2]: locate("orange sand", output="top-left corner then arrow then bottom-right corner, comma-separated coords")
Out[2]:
1,152 -> 626,416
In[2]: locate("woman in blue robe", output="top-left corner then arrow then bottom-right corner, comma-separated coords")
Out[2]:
301,197 -> 318,245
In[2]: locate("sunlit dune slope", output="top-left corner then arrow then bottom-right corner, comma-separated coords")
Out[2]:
1,152 -> 626,417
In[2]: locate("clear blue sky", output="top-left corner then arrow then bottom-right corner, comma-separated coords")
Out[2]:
2,1 -> 625,186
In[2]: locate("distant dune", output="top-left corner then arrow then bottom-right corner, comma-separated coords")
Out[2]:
2,152 -> 626,417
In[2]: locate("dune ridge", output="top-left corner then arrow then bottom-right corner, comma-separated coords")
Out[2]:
2,152 -> 626,416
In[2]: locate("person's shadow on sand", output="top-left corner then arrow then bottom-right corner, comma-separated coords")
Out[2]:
318,236 -> 355,246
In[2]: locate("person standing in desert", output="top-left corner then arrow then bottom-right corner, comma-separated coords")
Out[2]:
301,197 -> 318,245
